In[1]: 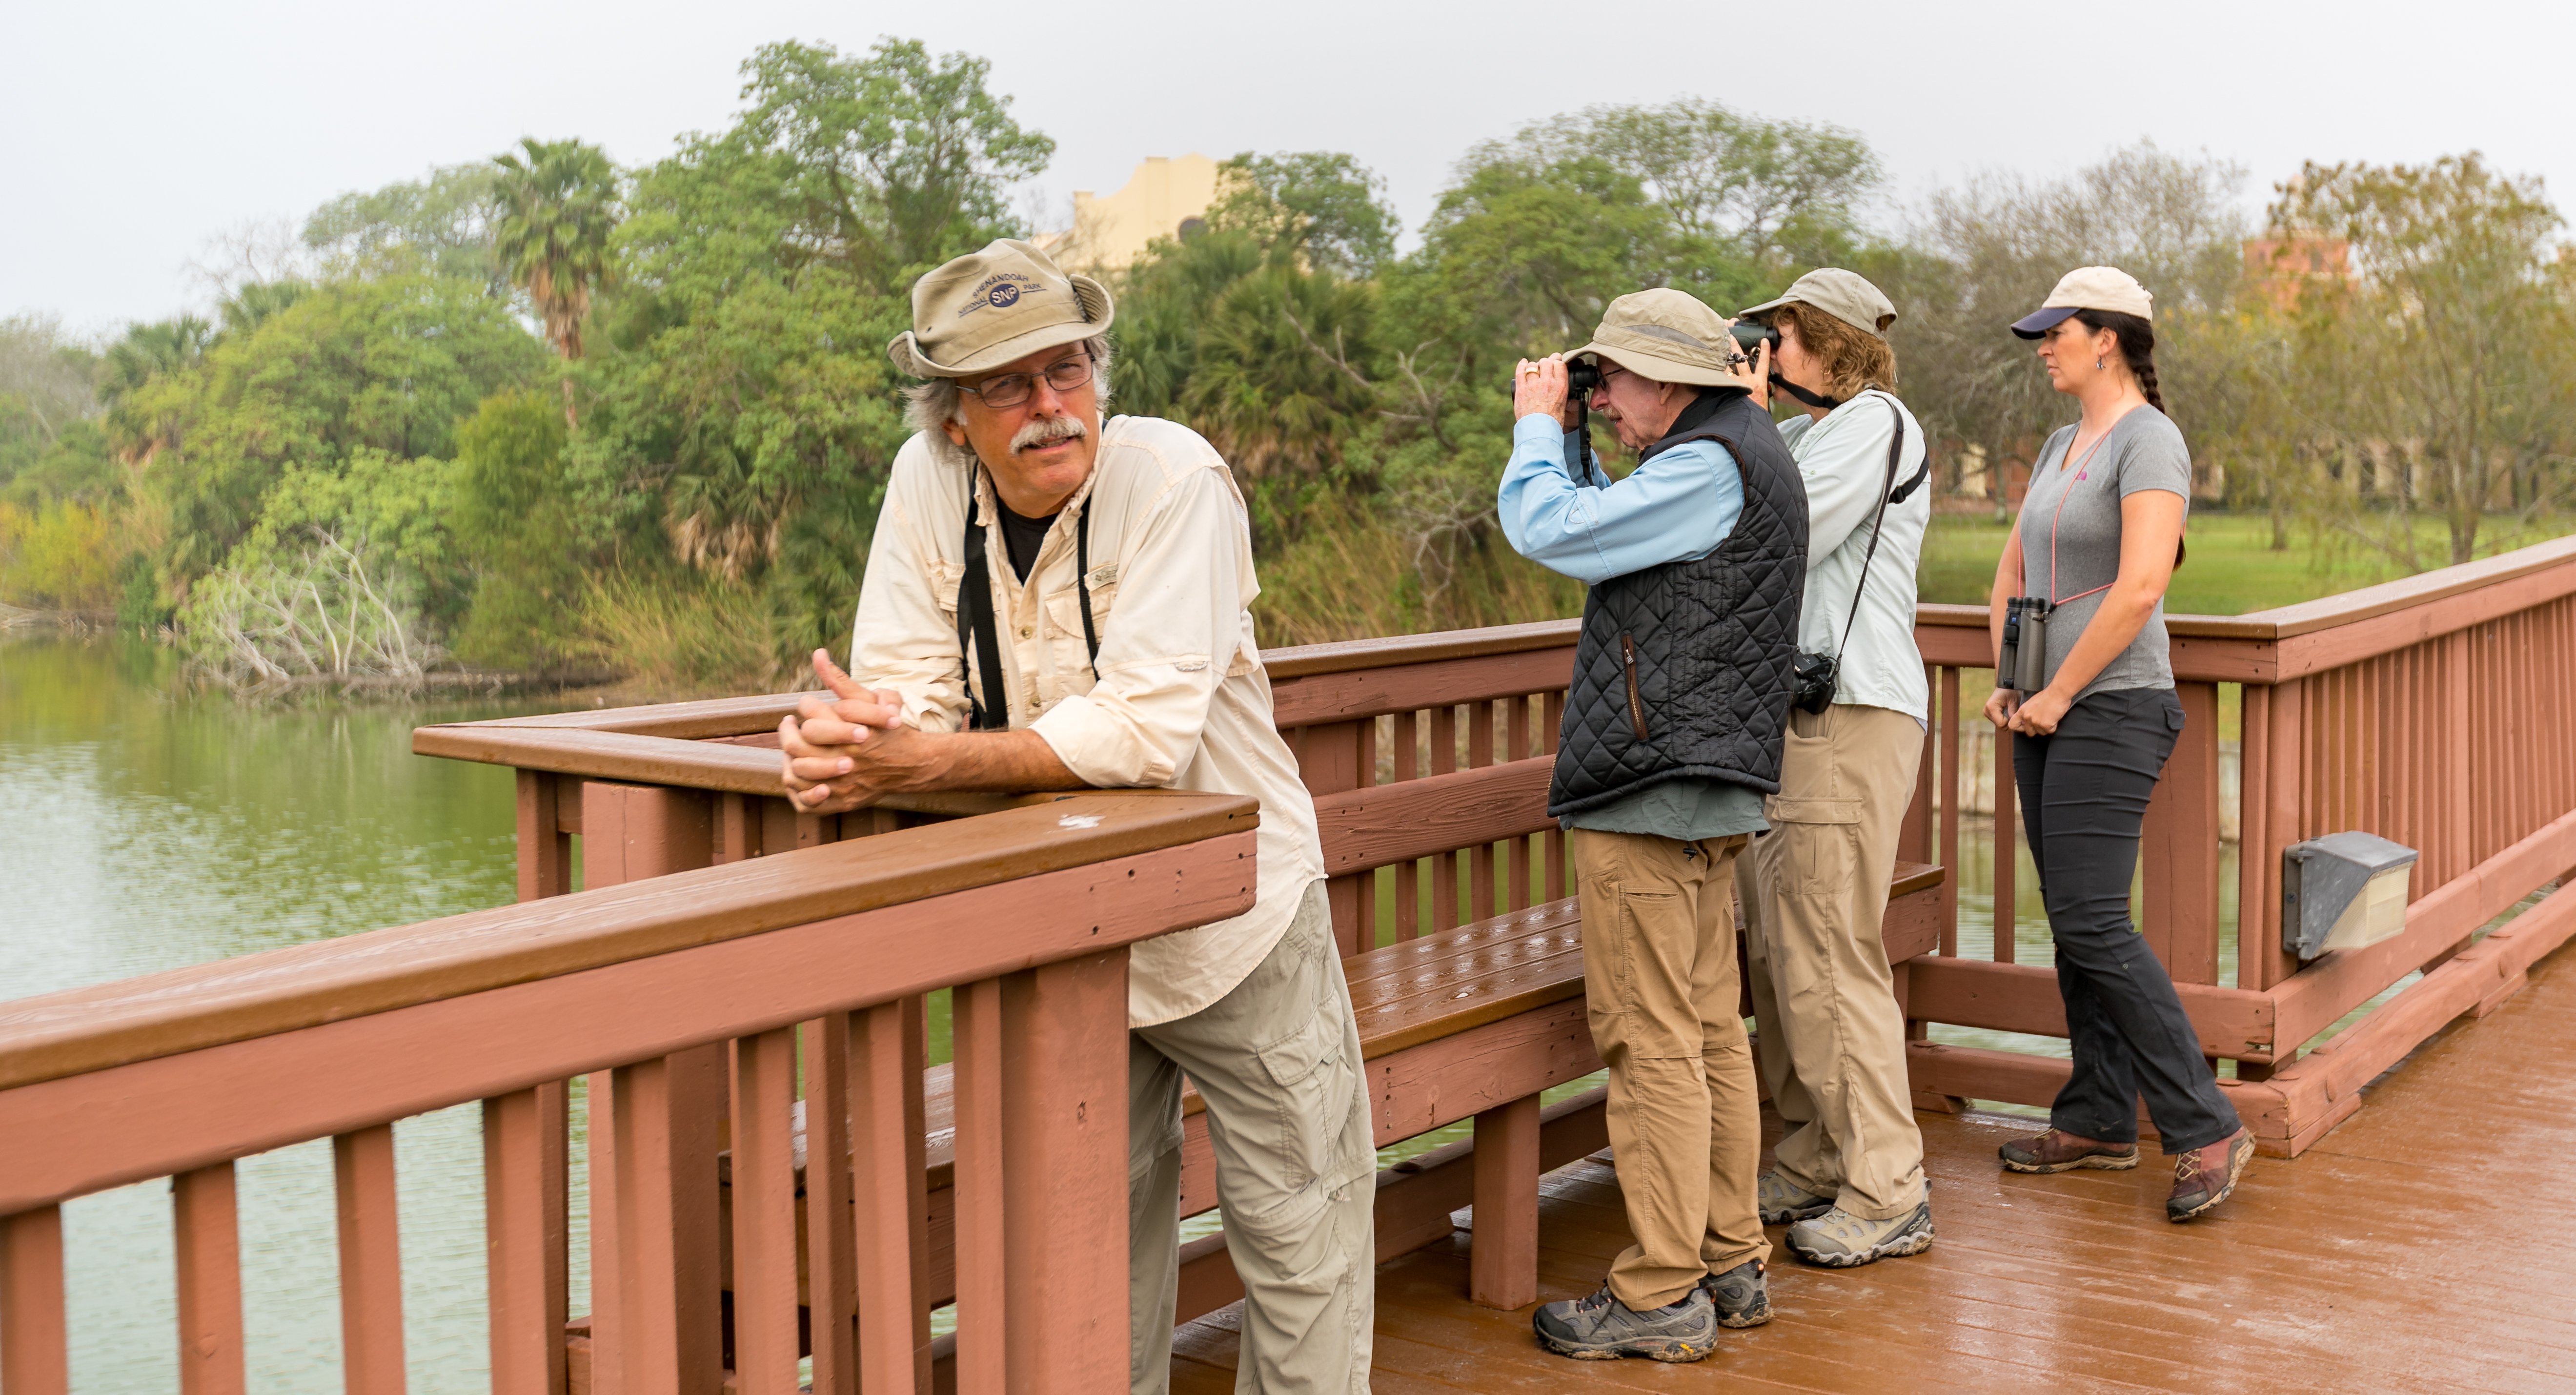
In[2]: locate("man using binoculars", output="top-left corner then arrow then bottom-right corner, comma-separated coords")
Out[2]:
1497,289 -> 1808,1363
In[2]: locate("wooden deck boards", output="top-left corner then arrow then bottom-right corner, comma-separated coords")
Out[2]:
1171,943 -> 2576,1394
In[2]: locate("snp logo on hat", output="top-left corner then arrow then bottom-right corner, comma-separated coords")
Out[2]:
959,271 -> 1038,318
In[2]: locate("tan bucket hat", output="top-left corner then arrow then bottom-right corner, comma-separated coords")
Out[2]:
1737,267 -> 1898,337
1569,288 -> 1740,386
887,238 -> 1114,378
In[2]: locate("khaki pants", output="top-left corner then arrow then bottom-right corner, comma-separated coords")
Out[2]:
1571,828 -> 1769,1311
1741,702 -> 1927,1221
1128,882 -> 1375,1395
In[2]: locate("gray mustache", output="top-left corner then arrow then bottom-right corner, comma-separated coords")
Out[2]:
1011,416 -> 1088,453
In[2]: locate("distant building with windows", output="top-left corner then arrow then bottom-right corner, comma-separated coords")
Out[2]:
1034,154 -> 1220,274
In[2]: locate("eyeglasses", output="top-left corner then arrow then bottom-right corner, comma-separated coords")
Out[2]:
959,353 -> 1095,411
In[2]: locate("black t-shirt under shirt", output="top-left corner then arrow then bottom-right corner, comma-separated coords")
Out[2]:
995,502 -> 1055,582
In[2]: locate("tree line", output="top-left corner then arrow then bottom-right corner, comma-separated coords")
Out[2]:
1,37 -> 2568,691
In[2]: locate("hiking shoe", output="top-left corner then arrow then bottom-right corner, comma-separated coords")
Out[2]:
1532,1284 -> 1720,1362
1757,1169 -> 1835,1225
1999,1128 -> 2139,1173
1787,1201 -> 1935,1268
2167,1128 -> 2254,1222
1700,1258 -> 1771,1328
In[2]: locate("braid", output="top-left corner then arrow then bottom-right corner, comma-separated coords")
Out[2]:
2129,350 -> 2163,412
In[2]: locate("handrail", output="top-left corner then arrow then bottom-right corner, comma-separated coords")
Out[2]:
0,790 -> 1256,1093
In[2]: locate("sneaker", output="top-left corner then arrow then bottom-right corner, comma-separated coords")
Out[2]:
2167,1128 -> 2254,1222
1757,1170 -> 1835,1225
1998,1128 -> 2140,1173
1700,1258 -> 1771,1328
1532,1284 -> 1720,1362
1786,1201 -> 1934,1268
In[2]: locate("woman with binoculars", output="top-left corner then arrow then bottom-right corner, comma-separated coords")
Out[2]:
1981,267 -> 2251,1223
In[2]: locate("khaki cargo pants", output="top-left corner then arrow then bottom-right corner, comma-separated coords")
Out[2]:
1740,702 -> 1927,1221
1128,882 -> 1376,1395
1571,829 -> 1770,1312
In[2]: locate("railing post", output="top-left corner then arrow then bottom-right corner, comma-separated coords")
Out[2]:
851,999 -> 932,1395
1295,721 -> 1371,956
1469,1095 -> 1541,1311
0,1206 -> 69,1395
951,980 -> 1008,1395
174,1161 -> 246,1395
516,769 -> 574,901
484,1083 -> 569,1395
730,1028 -> 803,1394
333,1124 -> 407,1395
1000,953 -> 1130,1394
803,1016 -> 859,1395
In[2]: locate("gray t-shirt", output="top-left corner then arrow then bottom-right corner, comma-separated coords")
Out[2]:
2016,407 -> 2191,699
1563,776 -> 1768,841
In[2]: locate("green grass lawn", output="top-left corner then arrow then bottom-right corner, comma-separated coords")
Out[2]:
1915,511 -> 2557,615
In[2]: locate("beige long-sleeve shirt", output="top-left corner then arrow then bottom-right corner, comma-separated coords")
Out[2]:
849,415 -> 1325,1028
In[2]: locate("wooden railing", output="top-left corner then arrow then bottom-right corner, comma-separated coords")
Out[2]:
0,790 -> 1258,1395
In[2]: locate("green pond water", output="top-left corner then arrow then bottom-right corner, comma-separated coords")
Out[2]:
5,631 -> 2422,1392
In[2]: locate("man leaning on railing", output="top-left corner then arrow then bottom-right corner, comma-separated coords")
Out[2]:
774,239 -> 1375,1395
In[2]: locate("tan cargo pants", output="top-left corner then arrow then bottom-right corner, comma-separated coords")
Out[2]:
1128,882 -> 1376,1395
1740,702 -> 1928,1221
1571,828 -> 1769,1312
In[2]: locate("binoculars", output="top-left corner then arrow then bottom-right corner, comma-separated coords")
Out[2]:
1996,596 -> 2054,693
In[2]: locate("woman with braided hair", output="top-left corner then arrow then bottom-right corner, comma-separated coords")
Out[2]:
1978,267 -> 2252,1223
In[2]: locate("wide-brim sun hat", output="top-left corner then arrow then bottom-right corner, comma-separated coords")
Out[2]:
888,237 -> 1114,379
1567,288 -> 1741,387
1737,267 -> 1897,337
2010,266 -> 2154,339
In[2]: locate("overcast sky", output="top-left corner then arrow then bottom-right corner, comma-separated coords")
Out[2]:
7,0 -> 2569,334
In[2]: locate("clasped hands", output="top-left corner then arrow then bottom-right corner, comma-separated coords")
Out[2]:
1982,683 -> 2072,737
778,649 -> 925,814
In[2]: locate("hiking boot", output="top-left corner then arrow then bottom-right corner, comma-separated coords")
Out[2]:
1532,1284 -> 1720,1362
1757,1169 -> 1835,1225
1787,1200 -> 1935,1268
2167,1128 -> 2254,1222
1700,1258 -> 1771,1328
1998,1128 -> 2139,1173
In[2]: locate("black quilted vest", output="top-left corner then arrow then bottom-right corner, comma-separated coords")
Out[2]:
1548,388 -> 1809,818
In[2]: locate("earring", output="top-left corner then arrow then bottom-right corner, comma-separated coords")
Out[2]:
2095,357 -> 2105,370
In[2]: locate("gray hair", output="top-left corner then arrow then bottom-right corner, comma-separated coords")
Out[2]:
903,334 -> 1114,438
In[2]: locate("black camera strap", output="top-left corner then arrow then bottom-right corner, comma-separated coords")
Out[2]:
1825,394 -> 1919,668
955,475 -> 1100,732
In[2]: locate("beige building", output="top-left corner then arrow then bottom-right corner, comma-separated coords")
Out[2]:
1035,154 -> 1220,273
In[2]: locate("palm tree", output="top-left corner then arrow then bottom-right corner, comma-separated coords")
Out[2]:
491,138 -> 618,426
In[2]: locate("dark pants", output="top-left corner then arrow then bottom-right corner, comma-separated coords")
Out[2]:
2013,686 -> 2241,1155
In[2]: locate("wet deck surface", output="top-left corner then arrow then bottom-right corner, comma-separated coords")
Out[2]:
1171,944 -> 2576,1394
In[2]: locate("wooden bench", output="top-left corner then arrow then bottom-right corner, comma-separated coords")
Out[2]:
658,860 -> 1945,1386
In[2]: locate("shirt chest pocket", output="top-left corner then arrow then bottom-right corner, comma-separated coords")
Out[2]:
1040,567 -> 1117,671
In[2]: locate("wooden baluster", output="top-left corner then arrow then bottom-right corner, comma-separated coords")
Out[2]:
0,1205 -> 70,1395
604,1048 -> 727,1395
852,998 -> 933,1395
1469,701 -> 1497,923
1938,667 -> 1962,957
2140,681 -> 2224,985
1993,719 -> 2017,964
1543,691 -> 1567,901
1356,718 -> 1378,950
1509,696 -> 1534,910
731,1029 -> 803,1394
803,1016 -> 859,1395
1000,955 -> 1129,1393
1295,720 -> 1371,956
949,981 -> 1006,1395
334,1124 -> 407,1395
1468,1096 -> 1541,1310
1393,711 -> 1420,940
516,769 -> 573,901
716,794 -> 759,864
1432,706 -> 1459,931
484,1084 -> 569,1395
2248,678 -> 2306,993
1900,664 -> 1934,864
174,1162 -> 246,1395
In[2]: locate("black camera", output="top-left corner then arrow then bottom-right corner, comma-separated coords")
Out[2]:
1791,652 -> 1838,715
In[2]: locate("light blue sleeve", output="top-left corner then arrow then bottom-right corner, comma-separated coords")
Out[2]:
1495,413 -> 1744,586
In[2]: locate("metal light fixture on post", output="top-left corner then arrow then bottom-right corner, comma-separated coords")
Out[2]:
2282,831 -> 2419,961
